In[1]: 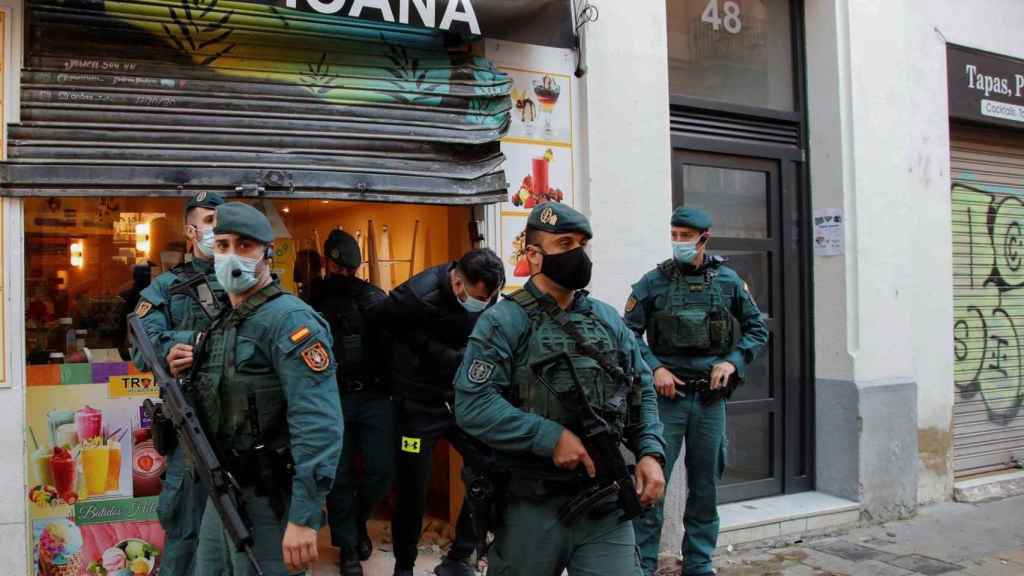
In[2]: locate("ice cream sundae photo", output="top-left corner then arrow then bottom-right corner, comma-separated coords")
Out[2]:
87,538 -> 160,576
532,75 -> 562,136
37,518 -> 84,576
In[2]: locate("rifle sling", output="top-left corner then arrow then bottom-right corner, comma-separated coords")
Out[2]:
537,298 -> 631,412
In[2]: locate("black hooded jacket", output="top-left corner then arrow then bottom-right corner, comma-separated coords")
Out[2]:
371,263 -> 480,406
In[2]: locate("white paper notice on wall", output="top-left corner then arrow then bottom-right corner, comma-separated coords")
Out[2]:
813,208 -> 844,257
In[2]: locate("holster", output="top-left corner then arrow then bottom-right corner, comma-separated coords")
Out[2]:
150,404 -> 178,456
226,445 -> 295,520
461,465 -> 506,558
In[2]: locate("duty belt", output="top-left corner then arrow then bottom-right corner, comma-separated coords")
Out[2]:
676,378 -> 712,396
505,468 -> 582,499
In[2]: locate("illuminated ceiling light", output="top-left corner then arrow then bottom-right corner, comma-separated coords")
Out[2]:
135,223 -> 150,254
70,241 -> 84,268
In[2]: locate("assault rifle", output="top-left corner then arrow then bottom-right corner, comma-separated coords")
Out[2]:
530,353 -> 645,526
167,273 -> 223,322
128,313 -> 264,576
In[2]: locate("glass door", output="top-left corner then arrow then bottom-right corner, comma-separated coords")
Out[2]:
672,150 -> 792,502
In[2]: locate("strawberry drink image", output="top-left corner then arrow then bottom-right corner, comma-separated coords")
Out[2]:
510,149 -> 564,209
75,406 -> 103,443
49,446 -> 77,502
532,157 -> 550,200
37,519 -> 84,576
131,429 -> 165,497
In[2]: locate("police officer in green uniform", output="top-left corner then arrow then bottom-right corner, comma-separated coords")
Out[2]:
627,207 -> 769,576
312,230 -> 395,576
455,202 -> 667,576
131,191 -> 228,576
179,202 -> 344,576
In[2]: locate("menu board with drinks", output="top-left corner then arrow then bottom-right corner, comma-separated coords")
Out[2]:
25,362 -> 165,576
485,39 -> 579,290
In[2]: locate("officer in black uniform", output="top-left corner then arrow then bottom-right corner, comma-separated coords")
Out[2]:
312,230 -> 395,576
371,249 -> 505,576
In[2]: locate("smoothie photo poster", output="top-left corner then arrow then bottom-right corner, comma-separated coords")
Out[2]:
26,365 -> 166,576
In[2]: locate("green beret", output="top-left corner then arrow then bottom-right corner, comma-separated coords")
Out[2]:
324,229 -> 362,269
526,202 -> 592,240
184,191 -> 225,215
213,202 -> 274,243
671,207 -> 712,231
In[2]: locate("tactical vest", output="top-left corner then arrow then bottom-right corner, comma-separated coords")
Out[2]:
167,262 -> 226,333
318,280 -> 369,383
193,284 -> 288,452
507,290 -> 640,438
646,259 -> 734,357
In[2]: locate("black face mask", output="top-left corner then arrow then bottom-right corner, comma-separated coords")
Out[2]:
539,246 -> 593,290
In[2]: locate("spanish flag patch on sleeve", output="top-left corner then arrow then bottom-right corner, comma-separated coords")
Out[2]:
290,326 -> 311,344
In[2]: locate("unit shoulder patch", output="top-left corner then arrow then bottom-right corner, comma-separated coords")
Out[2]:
625,295 -> 638,313
467,359 -> 495,384
300,341 -> 330,372
290,326 -> 312,344
135,300 -> 153,318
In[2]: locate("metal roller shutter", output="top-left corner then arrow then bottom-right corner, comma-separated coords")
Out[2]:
951,124 -> 1024,476
3,0 -> 512,203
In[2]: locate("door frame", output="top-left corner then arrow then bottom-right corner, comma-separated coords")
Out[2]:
664,0 -> 813,501
669,141 -> 811,501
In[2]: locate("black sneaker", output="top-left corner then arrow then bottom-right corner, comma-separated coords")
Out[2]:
433,556 -> 477,576
339,557 -> 363,576
393,567 -> 414,576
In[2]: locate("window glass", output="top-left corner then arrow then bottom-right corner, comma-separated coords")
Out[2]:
667,0 -> 795,110
681,164 -> 770,239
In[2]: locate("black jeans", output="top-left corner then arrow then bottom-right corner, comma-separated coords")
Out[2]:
326,392 -> 397,553
392,400 -> 478,569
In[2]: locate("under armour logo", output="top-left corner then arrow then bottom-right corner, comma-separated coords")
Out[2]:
401,437 -> 422,454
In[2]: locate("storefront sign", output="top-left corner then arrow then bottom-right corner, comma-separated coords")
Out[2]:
108,374 -> 159,399
255,0 -> 576,48
75,497 -> 159,526
948,45 -> 1024,129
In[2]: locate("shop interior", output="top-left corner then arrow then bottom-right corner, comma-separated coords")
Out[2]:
23,195 -> 474,540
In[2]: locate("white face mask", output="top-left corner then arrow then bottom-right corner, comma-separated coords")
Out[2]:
214,252 -> 262,294
194,227 -> 215,258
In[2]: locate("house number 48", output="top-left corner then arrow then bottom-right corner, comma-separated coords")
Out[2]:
702,0 -> 743,34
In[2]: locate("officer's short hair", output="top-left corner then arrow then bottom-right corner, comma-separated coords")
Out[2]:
456,248 -> 505,294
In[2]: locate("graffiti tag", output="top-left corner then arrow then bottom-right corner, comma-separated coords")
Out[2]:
953,183 -> 1024,426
